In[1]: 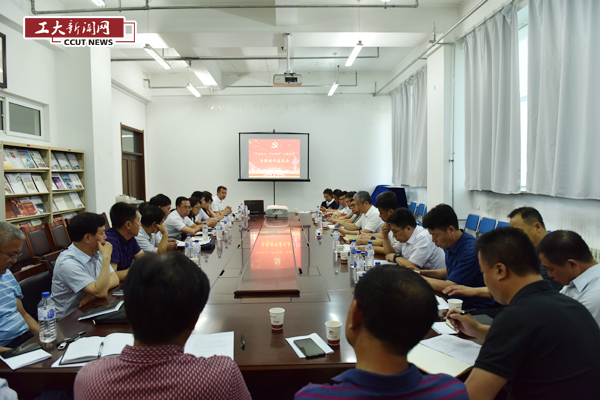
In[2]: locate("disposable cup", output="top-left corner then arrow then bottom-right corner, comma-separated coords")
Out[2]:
336,244 -> 344,253
325,321 -> 342,346
448,299 -> 463,311
340,251 -> 349,263
269,307 -> 285,330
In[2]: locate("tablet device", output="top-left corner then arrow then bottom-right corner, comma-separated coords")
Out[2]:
294,338 -> 326,358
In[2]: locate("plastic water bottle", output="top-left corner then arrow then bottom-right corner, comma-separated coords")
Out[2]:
375,261 -> 381,268
228,213 -> 234,226
349,239 -> 358,267
184,234 -> 193,258
202,223 -> 208,240
223,215 -> 229,231
354,251 -> 364,283
193,239 -> 202,260
244,205 -> 249,217
365,241 -> 375,270
38,292 -> 56,343
216,220 -> 223,240
317,211 -> 323,231
316,229 -> 322,243
332,228 -> 340,252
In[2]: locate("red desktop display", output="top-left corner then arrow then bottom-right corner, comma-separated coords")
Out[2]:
248,139 -> 301,178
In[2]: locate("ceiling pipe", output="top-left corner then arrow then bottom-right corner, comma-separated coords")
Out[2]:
31,0 -> 418,15
373,0 -> 490,96
111,48 -> 380,62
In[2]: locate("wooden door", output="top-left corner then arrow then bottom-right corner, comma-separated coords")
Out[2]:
121,124 -> 146,200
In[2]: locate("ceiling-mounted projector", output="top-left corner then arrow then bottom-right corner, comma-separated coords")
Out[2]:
273,73 -> 303,87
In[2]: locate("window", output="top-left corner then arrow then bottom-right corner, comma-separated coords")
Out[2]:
0,96 -> 46,140
518,6 -> 528,189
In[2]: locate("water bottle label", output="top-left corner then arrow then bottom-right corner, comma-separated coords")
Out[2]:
39,307 -> 55,320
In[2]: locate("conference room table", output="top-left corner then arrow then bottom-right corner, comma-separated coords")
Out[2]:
0,212 -> 453,399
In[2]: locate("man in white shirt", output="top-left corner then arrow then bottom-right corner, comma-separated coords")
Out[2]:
384,208 -> 445,270
356,191 -> 398,254
211,186 -> 231,216
136,205 -> 175,254
328,191 -> 355,223
163,197 -> 201,239
537,230 -> 600,327
189,195 -> 218,228
344,191 -> 384,234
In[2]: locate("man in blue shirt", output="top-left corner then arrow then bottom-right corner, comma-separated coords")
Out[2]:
295,265 -> 468,400
419,204 -> 494,309
0,222 -> 39,350
105,203 -> 144,281
51,213 -> 120,319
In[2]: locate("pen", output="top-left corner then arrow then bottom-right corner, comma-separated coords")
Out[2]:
240,335 -> 245,350
459,309 -> 477,315
98,342 -> 104,358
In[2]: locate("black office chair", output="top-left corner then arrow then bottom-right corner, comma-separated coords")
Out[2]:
18,270 -> 52,320
22,225 -> 55,257
47,221 -> 71,250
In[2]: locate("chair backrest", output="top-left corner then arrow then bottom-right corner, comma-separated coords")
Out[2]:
496,221 -> 510,228
478,218 -> 497,235
465,214 -> 480,232
10,238 -> 37,273
47,221 -> 71,250
100,212 -> 111,231
416,204 -> 426,216
18,270 -> 52,319
41,249 -> 66,276
408,202 -> 417,214
22,225 -> 55,257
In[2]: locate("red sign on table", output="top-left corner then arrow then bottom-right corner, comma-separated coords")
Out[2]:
23,17 -> 136,47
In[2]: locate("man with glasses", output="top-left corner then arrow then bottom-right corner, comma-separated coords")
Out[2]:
0,222 -> 39,350
163,197 -> 201,240
189,193 -> 219,227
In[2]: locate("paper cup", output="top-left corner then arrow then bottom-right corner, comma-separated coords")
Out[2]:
336,244 -> 344,253
448,299 -> 463,310
325,321 -> 342,346
294,208 -> 299,214
269,307 -> 285,330
340,251 -> 349,263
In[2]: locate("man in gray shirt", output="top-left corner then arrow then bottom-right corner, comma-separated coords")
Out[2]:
51,213 -> 119,319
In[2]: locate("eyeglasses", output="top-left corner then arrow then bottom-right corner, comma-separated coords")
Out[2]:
193,206 -> 202,210
182,206 -> 192,210
0,249 -> 21,261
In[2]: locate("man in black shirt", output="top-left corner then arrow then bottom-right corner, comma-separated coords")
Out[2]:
448,227 -> 600,400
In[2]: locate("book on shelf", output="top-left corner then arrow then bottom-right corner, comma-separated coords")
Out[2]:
60,174 -> 75,190
69,192 -> 84,208
4,177 -> 13,195
20,173 -> 38,194
9,199 -> 26,217
52,203 -> 57,212
30,196 -> 47,214
66,153 -> 81,170
64,211 -> 78,219
5,201 -> 16,219
53,196 -> 69,211
5,174 -> 26,195
53,215 -> 64,222
54,152 -> 71,170
69,174 -> 84,189
18,150 -> 37,169
17,222 -> 31,228
3,153 -> 13,169
19,197 -> 38,216
30,218 -> 43,227
59,333 -> 133,366
5,149 -> 25,169
50,153 -> 60,170
31,175 -> 48,193
51,173 -> 66,190
28,150 -> 48,169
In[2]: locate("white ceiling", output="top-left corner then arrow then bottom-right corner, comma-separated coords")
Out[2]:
48,0 -> 465,93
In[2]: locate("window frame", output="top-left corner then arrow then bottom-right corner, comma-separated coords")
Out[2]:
0,95 -> 48,142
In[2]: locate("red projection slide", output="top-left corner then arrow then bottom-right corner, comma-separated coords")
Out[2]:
248,139 -> 300,178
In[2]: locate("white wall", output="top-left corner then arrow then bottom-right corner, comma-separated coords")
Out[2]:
146,94 -> 392,210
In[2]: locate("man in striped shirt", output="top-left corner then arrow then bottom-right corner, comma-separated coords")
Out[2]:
0,222 -> 39,351
295,265 -> 468,400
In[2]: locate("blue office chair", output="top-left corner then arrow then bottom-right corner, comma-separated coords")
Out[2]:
478,218 -> 497,236
416,204 -> 426,226
465,214 -> 480,235
496,221 -> 510,228
408,202 -> 417,214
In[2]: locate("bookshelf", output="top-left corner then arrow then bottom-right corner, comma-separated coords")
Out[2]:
2,141 -> 86,226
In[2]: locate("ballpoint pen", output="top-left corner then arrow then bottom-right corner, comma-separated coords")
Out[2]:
240,334 -> 246,350
97,342 -> 104,358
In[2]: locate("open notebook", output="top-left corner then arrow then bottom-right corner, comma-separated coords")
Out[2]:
59,333 -> 133,365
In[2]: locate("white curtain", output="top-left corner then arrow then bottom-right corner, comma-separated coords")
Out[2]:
411,67 -> 427,187
464,3 -> 521,194
391,82 -> 411,185
527,0 -> 600,199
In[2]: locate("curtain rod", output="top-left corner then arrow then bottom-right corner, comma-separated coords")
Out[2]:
390,64 -> 428,93
455,0 -> 516,41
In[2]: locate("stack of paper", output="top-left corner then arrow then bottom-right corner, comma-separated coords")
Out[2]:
184,331 -> 234,359
1,349 -> 51,370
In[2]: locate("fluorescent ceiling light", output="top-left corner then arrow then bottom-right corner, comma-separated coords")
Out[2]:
345,41 -> 363,67
187,84 -> 201,97
328,82 -> 339,96
144,44 -> 171,70
90,0 -> 106,6
381,0 -> 391,3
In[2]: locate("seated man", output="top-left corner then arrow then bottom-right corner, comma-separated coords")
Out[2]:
189,194 -> 219,227
319,188 -> 338,212
383,208 -> 445,270
204,192 -> 224,220
163,197 -> 201,240
148,193 -> 172,216
337,199 -> 362,236
105,203 -> 145,281
333,189 -> 344,210
538,230 -> 600,327
338,191 -> 384,235
295,265 -> 468,399
211,186 -> 232,217
51,213 -> 119,320
74,252 -> 251,400
327,191 -> 355,223
356,190 -> 398,253
135,204 -> 175,254
419,204 -> 494,309
0,222 -> 39,351
448,227 -> 600,400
